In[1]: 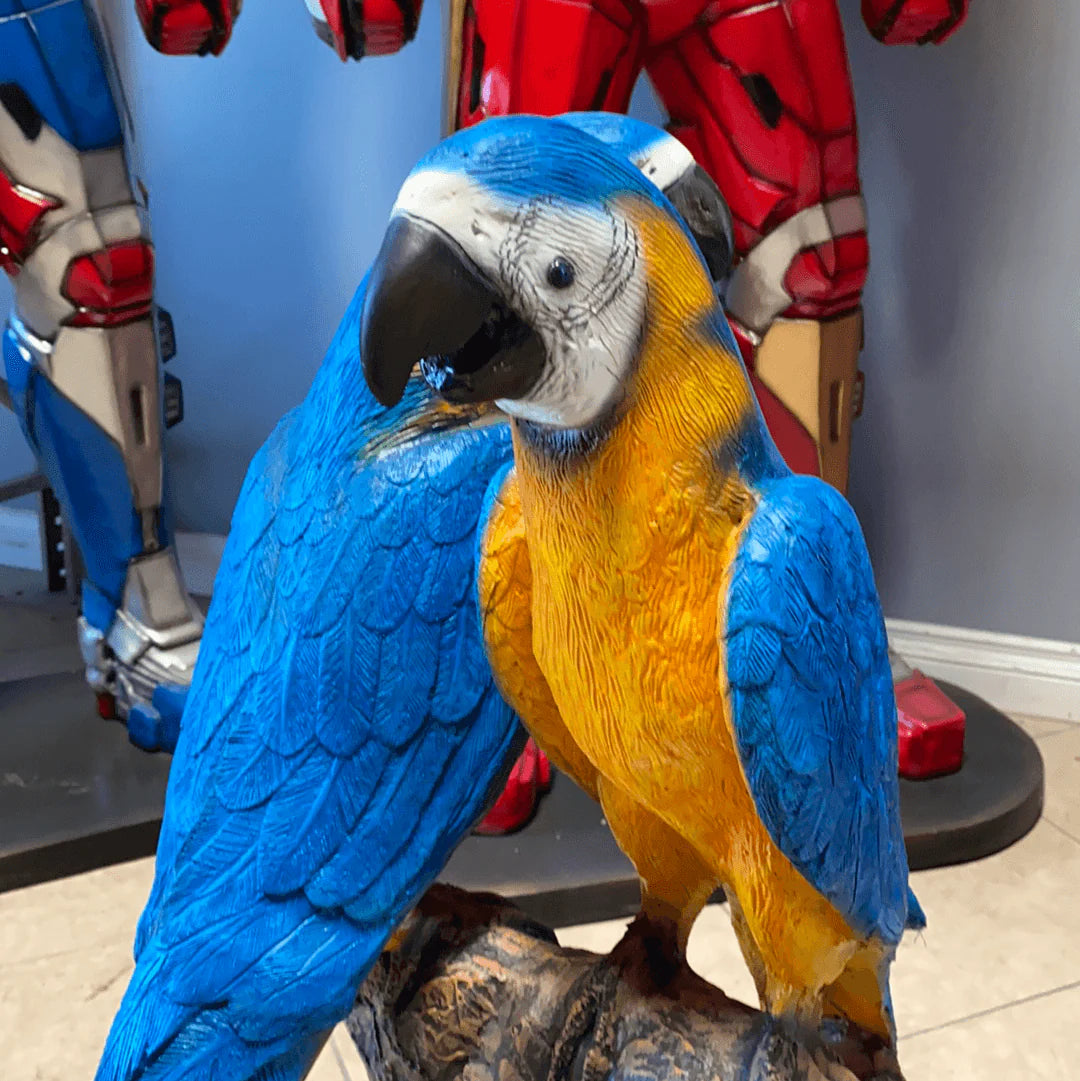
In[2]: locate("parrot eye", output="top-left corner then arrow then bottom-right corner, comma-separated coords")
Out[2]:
546,256 -> 575,289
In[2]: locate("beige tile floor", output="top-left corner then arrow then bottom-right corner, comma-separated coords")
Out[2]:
1,714 -> 1076,1081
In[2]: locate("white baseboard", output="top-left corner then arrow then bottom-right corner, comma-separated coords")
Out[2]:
3,507 -> 1078,722
886,618 -> 1080,722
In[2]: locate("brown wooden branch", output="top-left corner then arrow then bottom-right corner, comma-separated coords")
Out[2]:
346,885 -> 905,1081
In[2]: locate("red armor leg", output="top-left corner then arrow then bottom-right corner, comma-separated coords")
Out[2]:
645,0 -> 868,492
456,0 -> 646,128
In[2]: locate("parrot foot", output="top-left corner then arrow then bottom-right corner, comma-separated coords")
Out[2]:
815,1020 -> 900,1081
605,913 -> 686,992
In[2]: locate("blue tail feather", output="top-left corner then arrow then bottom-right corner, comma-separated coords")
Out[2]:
906,886 -> 927,931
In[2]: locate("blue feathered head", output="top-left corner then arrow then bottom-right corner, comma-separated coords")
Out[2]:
361,114 -> 732,431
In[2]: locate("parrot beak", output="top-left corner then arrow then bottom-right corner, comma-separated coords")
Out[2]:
360,215 -> 546,409
663,164 -> 734,285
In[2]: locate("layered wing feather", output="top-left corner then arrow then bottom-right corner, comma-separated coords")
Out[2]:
97,283 -> 519,1081
722,474 -> 916,946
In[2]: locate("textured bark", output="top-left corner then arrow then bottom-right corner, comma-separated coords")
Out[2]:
347,885 -> 904,1081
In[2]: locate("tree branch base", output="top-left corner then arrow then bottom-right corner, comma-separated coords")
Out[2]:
347,885 -> 908,1081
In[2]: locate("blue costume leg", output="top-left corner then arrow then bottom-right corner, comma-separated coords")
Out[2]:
1,0 -> 202,750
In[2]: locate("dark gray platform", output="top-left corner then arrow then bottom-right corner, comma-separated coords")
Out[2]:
0,652 -> 1045,926
0,665 -> 636,918
0,670 -> 172,893
899,682 -> 1044,871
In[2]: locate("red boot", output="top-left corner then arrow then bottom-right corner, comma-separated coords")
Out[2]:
895,668 -> 966,779
475,738 -> 552,835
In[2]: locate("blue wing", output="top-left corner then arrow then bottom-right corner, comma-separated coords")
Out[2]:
722,474 -> 917,946
96,280 -> 519,1081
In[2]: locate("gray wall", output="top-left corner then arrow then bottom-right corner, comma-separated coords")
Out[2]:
1,5 -> 1076,641
843,5 -> 1079,641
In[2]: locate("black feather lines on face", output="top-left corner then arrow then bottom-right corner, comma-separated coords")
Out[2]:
499,197 -> 636,333
498,195 -> 641,423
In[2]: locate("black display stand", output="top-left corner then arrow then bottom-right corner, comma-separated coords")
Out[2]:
0,650 -> 1045,922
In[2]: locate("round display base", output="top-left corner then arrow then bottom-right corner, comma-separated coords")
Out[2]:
901,681 -> 1044,870
0,664 -> 1045,924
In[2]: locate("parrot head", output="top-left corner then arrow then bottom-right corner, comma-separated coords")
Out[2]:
360,114 -> 735,434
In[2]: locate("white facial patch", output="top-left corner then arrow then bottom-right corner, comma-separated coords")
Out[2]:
392,168 -> 647,431
627,133 -> 696,196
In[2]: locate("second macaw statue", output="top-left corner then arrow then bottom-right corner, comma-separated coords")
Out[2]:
93,114 -> 749,1081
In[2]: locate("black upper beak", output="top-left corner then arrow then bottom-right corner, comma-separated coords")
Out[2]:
360,215 -> 545,409
664,164 -> 734,285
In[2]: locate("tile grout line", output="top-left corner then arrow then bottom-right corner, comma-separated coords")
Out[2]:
0,937 -> 135,969
901,977 -> 1080,1041
1032,722 -> 1080,741
1043,816 -> 1080,849
1033,723 -> 1076,741
330,1031 -> 355,1081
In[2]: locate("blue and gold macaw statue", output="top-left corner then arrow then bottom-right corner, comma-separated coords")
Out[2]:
97,114 -> 920,1081
96,114 -> 735,1081
362,116 -> 924,1046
